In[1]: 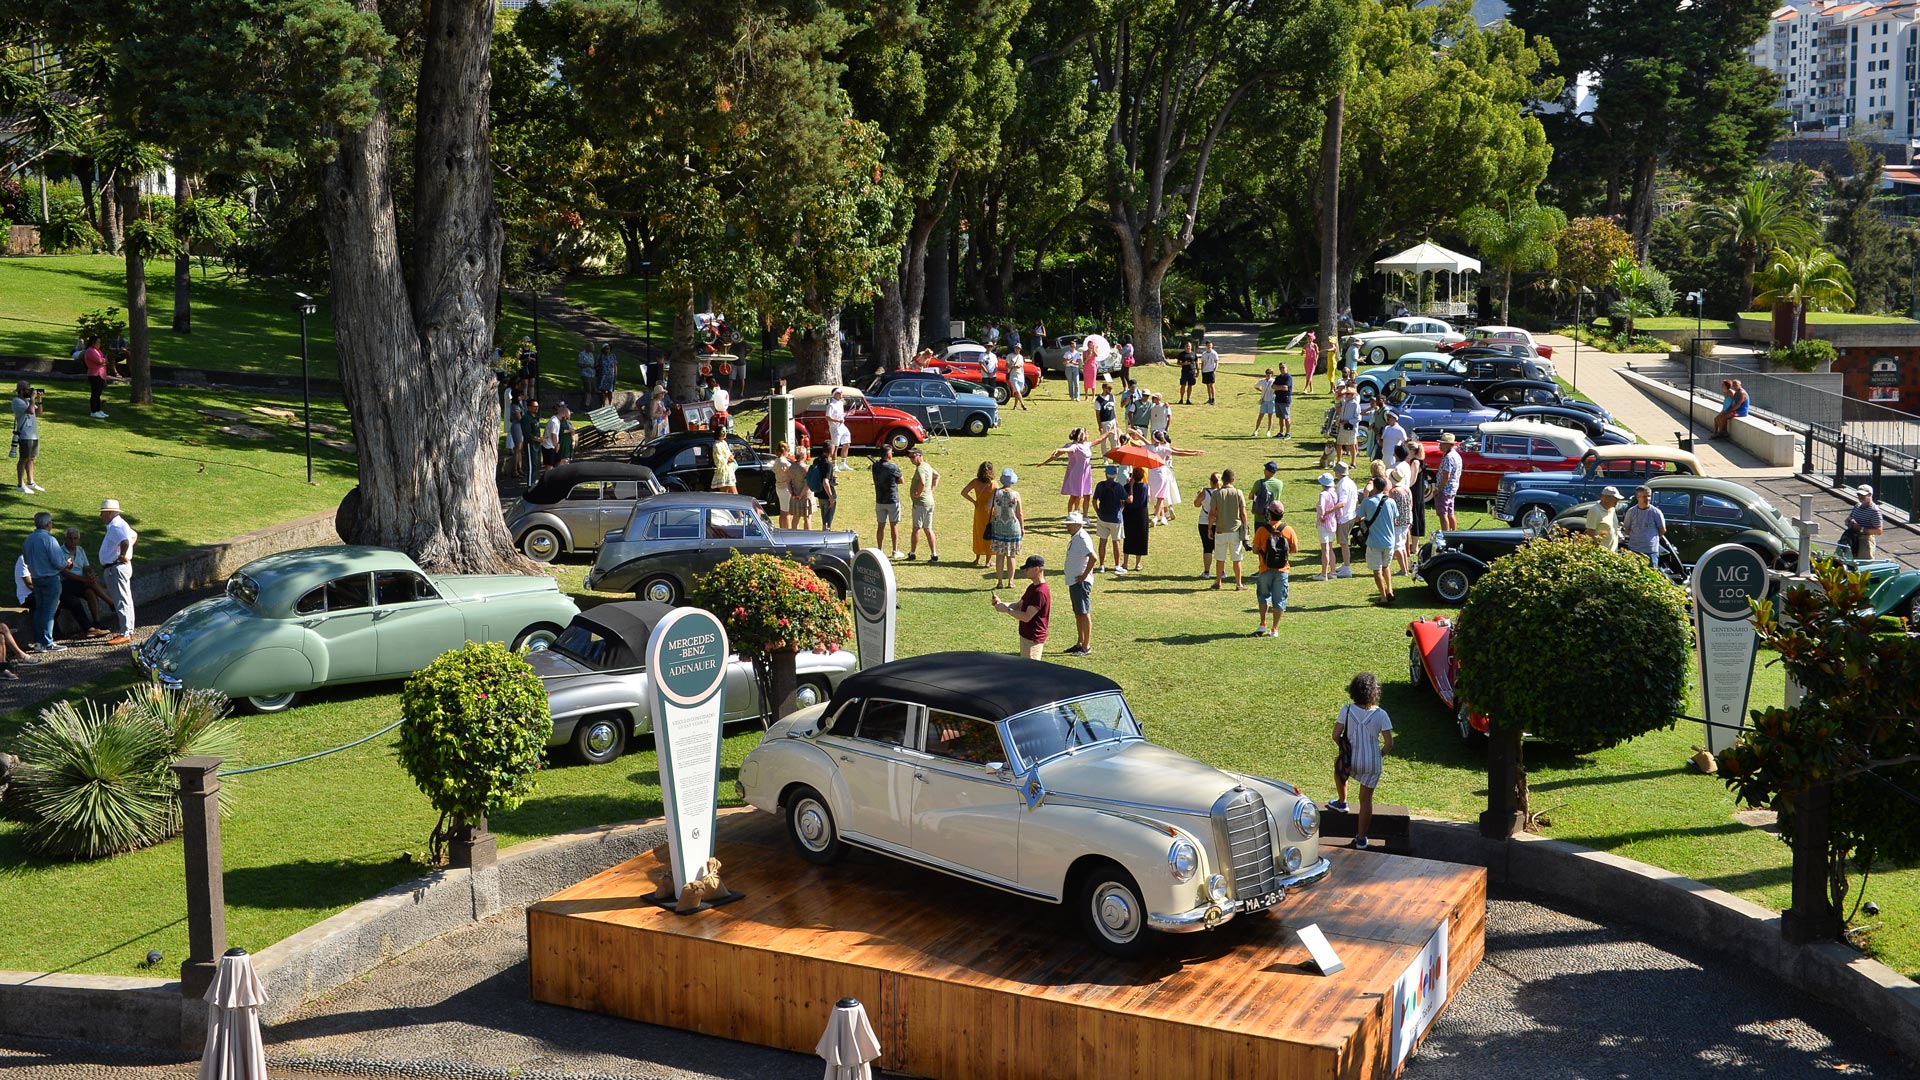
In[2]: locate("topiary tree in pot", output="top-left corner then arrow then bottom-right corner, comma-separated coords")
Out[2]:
691,553 -> 852,724
397,641 -> 551,867
1453,537 -> 1693,838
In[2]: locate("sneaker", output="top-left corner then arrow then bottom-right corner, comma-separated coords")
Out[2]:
889,550 -> 904,560
1062,644 -> 1090,656
1112,566 -> 1126,576
90,411 -> 109,419
1326,799 -> 1349,812
29,484 -> 43,493
1092,565 -> 1103,573
42,642 -> 68,652
1252,627 -> 1268,637
1335,567 -> 1354,579
0,669 -> 17,681
15,653 -> 38,665
905,552 -> 917,561
105,635 -> 132,646
929,554 -> 940,563
1353,837 -> 1370,850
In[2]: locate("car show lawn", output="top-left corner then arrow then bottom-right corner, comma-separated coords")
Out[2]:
4,344 -> 1916,980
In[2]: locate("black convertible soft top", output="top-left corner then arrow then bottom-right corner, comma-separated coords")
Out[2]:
523,462 -> 661,505
573,600 -> 677,655
825,652 -> 1122,723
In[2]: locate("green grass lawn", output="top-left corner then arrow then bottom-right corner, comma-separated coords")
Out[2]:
1735,311 -> 1916,325
0,384 -> 357,561
1637,316 -> 1735,332
4,351 -> 1915,979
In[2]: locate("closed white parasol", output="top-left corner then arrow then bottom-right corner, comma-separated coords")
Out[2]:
816,996 -> 883,1080
199,947 -> 269,1080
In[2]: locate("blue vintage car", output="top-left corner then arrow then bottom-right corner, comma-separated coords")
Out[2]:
135,546 -> 580,712
863,371 -> 1000,436
1380,385 -> 1500,432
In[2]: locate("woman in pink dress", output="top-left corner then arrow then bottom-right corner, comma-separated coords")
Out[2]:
1301,332 -> 1319,392
1040,427 -> 1112,516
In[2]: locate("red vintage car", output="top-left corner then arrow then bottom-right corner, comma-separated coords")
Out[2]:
1420,420 -> 1591,495
1407,616 -> 1492,742
752,385 -> 929,455
924,344 -> 1043,403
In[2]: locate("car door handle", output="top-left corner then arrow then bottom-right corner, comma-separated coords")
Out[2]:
913,771 -> 929,784
838,754 -> 853,763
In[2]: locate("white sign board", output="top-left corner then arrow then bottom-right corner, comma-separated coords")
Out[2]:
850,548 -> 896,670
1690,543 -> 1769,755
645,607 -> 731,894
1294,923 -> 1344,976
1389,921 -> 1450,1071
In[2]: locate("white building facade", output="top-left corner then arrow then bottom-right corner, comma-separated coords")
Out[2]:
1751,0 -> 1920,142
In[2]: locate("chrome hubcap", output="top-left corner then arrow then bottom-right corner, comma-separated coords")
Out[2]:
524,531 -> 558,561
794,683 -> 823,708
251,694 -> 294,711
646,580 -> 674,603
1094,884 -> 1140,940
584,721 -> 617,755
796,802 -> 829,850
1521,509 -> 1549,531
1438,570 -> 1468,600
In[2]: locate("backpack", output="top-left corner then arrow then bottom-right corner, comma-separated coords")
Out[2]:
1251,477 -> 1279,521
1261,525 -> 1292,571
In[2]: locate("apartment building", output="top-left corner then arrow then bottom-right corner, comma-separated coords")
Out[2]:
1751,0 -> 1920,141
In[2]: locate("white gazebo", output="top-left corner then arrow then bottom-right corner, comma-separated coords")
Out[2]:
1374,242 -> 1480,319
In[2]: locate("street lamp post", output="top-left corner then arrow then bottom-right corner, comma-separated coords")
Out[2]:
1686,289 -> 1705,447
292,292 -> 318,485
639,260 -> 653,384
1571,287 -> 1582,392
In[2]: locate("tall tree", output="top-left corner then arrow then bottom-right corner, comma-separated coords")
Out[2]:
1692,176 -> 1817,307
1087,0 -> 1350,365
1457,201 -> 1566,321
1823,143 -> 1909,315
1508,0 -> 1785,253
1750,246 -> 1855,345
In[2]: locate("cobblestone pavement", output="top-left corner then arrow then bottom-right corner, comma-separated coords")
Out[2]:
2,884 -> 1912,1080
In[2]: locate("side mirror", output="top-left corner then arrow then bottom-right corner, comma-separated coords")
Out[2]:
987,761 -> 1011,780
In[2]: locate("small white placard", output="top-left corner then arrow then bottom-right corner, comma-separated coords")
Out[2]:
1296,923 -> 1344,976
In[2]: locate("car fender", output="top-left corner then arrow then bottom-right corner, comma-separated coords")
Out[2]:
1407,617 -> 1458,711
1868,569 -> 1920,616
510,512 -> 575,551
585,555 -> 664,595
1014,802 -> 1211,912
1416,549 -> 1491,581
1727,529 -> 1788,567
212,647 -> 319,699
1510,489 -> 1577,518
739,736 -> 844,819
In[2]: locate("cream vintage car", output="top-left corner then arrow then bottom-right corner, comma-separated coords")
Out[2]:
738,652 -> 1329,956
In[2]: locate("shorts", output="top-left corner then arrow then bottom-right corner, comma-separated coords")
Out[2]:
1256,569 -> 1290,609
1259,401 -> 1276,415
1096,519 -> 1123,542
1180,369 -> 1197,386
1278,400 -> 1292,419
1436,490 -> 1457,518
912,502 -> 935,530
777,487 -> 793,513
1215,527 -> 1245,562
1202,370 -> 1217,385
829,422 -> 852,448
16,439 -> 36,461
1019,637 -> 1045,660
1336,426 -> 1358,448
1069,580 -> 1092,615
1317,523 -> 1339,545
1366,546 -> 1393,572
876,502 -> 900,525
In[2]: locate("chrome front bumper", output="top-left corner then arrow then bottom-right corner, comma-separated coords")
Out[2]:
1147,856 -> 1334,933
131,643 -> 180,688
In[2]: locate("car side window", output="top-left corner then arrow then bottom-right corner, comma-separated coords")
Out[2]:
1601,460 -> 1641,479
375,571 -> 438,605
707,507 -> 762,541
646,508 -> 704,541
1695,493 -> 1748,523
1528,438 -> 1565,457
325,574 -> 370,612
1483,434 -> 1525,456
295,585 -> 326,616
668,447 -> 703,472
927,382 -> 956,400
827,699 -> 862,738
566,483 -> 603,501
856,700 -> 914,747
924,712 -> 1005,766
608,481 -> 642,500
1654,491 -> 1691,517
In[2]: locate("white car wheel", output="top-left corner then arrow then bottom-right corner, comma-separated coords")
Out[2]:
520,526 -> 563,563
792,676 -> 830,710
1078,864 -> 1151,957
570,713 -> 628,766
786,786 -> 846,864
246,692 -> 300,714
514,623 -> 562,651
1369,346 -> 1389,365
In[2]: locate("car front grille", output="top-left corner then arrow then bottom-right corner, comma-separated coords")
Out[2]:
1212,788 -> 1279,900
1491,490 -> 1512,520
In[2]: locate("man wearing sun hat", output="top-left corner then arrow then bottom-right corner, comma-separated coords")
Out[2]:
1061,512 -> 1096,656
1435,432 -> 1463,531
99,498 -> 137,646
1846,484 -> 1884,558
1586,486 -> 1623,551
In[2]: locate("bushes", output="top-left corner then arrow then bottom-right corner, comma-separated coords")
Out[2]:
396,641 -> 550,861
1767,338 -> 1837,372
691,553 -> 852,723
7,686 -> 241,860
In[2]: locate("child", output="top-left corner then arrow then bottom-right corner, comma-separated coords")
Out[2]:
1329,671 -> 1394,849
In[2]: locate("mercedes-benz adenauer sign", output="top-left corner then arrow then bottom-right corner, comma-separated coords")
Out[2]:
1690,544 -> 1769,755
646,606 -> 730,895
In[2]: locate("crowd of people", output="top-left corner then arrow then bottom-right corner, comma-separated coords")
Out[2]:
6,500 -> 137,679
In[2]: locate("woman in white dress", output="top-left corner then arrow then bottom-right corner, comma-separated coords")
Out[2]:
1148,429 -> 1203,525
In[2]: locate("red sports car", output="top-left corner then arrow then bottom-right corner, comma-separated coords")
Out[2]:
924,344 -> 1042,403
752,385 -> 929,455
1407,616 -> 1492,742
1420,420 -> 1591,495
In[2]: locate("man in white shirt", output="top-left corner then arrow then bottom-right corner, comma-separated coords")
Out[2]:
1063,344 -> 1083,401
1333,462 -> 1358,579
1061,512 -> 1096,656
1200,343 -> 1220,405
825,389 -> 853,471
709,382 -> 731,432
99,498 -> 138,645
1377,412 -> 1408,465
980,349 -> 999,389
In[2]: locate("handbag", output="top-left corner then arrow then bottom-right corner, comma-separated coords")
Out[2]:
1349,498 -> 1388,552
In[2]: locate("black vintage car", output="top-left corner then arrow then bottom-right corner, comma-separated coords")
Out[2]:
1414,527 -> 1540,603
629,431 -> 780,512
1456,358 -> 1554,396
583,491 -> 858,602
1496,405 -> 1635,445
1478,380 -> 1615,426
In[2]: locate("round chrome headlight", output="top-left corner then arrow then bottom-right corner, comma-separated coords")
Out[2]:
1207,873 -> 1229,902
1282,845 -> 1303,873
1168,838 -> 1199,882
1431,531 -> 1447,551
1293,797 -> 1320,838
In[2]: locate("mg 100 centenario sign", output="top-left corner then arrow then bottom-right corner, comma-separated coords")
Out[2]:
1691,544 -> 1769,755
850,548 -> 896,670
646,606 -> 731,895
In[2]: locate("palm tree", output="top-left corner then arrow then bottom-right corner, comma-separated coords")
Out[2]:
1693,179 -> 1819,306
1458,202 -> 1568,322
1749,246 -> 1855,345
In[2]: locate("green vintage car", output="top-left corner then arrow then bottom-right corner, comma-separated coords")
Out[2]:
135,545 -> 579,712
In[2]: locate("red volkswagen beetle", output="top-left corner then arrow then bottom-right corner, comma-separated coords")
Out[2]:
753,385 -> 928,455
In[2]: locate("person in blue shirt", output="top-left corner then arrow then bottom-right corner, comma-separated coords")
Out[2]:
1091,465 -> 1132,574
21,512 -> 68,651
1355,477 -> 1400,605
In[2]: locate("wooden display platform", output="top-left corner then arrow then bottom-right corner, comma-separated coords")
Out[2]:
529,811 -> 1484,1080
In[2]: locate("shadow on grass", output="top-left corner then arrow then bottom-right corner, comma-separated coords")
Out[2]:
1551,820 -> 1753,851
225,857 -> 424,913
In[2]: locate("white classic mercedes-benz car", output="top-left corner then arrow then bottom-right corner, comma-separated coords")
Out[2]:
738,653 -> 1330,955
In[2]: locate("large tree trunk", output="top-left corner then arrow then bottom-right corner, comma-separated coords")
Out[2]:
874,202 -> 940,369
115,174 -> 154,406
78,167 -> 97,234
874,278 -> 908,371
321,0 -> 520,574
101,169 -> 124,253
1627,155 -> 1658,259
1316,93 -> 1344,374
791,310 -> 843,387
1113,227 -> 1170,365
172,169 -> 191,335
923,225 -> 951,341
670,286 -> 699,401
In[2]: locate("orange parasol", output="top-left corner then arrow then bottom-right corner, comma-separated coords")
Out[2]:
1105,445 -> 1159,471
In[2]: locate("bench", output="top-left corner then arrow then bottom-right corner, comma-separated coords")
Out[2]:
1318,802 -> 1412,855
579,405 -> 642,448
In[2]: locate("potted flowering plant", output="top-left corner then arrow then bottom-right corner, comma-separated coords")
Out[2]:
691,554 -> 852,723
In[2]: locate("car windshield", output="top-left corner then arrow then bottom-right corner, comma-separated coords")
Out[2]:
226,573 -> 259,607
552,623 -> 618,668
1003,692 -> 1143,766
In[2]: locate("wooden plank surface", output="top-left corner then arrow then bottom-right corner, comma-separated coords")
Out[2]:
530,809 -> 1484,1080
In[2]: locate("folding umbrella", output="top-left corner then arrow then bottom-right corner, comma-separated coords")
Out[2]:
199,947 -> 268,1080
1105,445 -> 1160,471
815,996 -> 882,1080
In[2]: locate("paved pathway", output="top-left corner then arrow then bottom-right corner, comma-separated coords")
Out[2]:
2,884 -> 1909,1080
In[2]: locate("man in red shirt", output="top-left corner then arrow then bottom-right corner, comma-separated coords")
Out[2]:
992,554 -> 1051,659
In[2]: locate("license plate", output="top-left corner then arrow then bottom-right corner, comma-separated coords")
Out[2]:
1240,889 -> 1285,913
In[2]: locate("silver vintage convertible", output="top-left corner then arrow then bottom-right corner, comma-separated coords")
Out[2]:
531,601 -> 857,765
739,652 -> 1329,956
